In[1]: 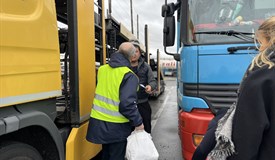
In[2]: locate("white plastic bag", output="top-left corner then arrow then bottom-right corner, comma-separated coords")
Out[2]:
126,130 -> 159,160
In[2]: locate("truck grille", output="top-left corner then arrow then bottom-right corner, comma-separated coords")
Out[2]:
184,84 -> 239,111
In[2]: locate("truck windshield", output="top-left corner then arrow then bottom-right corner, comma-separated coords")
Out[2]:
188,0 -> 275,44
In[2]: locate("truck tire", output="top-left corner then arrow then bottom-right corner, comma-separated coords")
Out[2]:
0,141 -> 43,160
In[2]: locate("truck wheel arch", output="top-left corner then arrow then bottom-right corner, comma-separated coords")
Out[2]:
0,111 -> 65,160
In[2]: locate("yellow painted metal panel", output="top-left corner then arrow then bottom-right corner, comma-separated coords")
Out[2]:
1,0 -> 40,15
66,121 -> 101,160
0,0 -> 61,106
77,0 -> 96,120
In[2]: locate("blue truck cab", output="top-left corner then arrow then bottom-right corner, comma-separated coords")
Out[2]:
161,0 -> 275,159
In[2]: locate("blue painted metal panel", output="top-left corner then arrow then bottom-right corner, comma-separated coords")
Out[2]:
180,94 -> 209,112
198,44 -> 257,83
181,46 -> 198,83
199,54 -> 255,83
178,43 -> 258,111
178,83 -> 208,112
198,44 -> 258,55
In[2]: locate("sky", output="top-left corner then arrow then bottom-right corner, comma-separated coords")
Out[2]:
104,0 -> 176,59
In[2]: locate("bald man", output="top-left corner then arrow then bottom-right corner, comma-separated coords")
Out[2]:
87,42 -> 144,160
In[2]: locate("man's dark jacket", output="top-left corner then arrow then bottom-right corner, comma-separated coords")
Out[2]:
131,57 -> 157,103
86,52 -> 143,144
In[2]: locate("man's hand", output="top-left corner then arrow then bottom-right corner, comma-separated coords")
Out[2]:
135,123 -> 144,131
145,85 -> 152,94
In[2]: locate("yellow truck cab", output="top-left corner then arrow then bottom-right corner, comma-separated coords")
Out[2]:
0,0 -> 105,159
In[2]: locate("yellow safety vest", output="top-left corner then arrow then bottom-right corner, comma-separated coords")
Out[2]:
90,64 -> 135,123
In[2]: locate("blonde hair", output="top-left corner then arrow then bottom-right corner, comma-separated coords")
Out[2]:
250,16 -> 275,70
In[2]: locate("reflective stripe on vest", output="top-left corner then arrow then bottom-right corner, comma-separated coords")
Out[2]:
90,64 -> 134,123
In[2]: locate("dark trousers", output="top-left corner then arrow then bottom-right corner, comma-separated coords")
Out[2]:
137,101 -> 152,133
102,141 -> 127,160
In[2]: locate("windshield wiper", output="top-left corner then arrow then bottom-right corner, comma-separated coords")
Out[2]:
227,46 -> 258,54
194,30 -> 254,41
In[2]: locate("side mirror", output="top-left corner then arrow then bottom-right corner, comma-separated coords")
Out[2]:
161,3 -> 176,17
163,16 -> 175,47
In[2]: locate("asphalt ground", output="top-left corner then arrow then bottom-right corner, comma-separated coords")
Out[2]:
150,77 -> 183,160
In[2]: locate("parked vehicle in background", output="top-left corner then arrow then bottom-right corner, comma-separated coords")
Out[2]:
161,0 -> 275,159
151,70 -> 165,97
160,58 -> 177,77
150,50 -> 165,98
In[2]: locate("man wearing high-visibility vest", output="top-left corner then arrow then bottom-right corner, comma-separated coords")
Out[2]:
86,42 -> 144,160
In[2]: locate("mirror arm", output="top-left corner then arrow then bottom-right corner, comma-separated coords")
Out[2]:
174,1 -> 180,11
164,46 -> 178,56
163,0 -> 179,57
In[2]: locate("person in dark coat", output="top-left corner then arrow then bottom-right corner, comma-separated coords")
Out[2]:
227,16 -> 275,160
129,39 -> 157,133
86,42 -> 144,160
208,16 -> 275,160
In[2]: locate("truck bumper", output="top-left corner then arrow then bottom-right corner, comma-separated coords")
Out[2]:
178,109 -> 214,160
